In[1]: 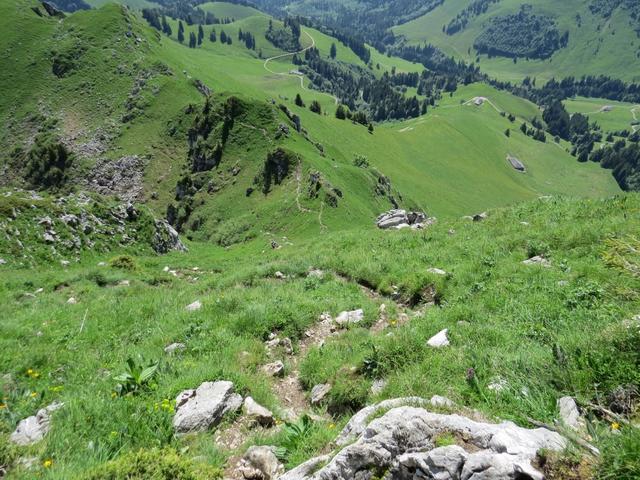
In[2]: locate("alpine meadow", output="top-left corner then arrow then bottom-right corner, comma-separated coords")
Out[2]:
0,0 -> 639,479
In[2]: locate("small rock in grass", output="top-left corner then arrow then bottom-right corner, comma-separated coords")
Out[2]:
35,288 -> 44,294
238,446 -> 284,480
427,329 -> 450,348
307,269 -> 324,279
163,266 -> 170,272
0,258 -> 7,265
173,381 -> 242,433
274,271 -> 285,279
262,361 -> 285,377
488,377 -> 508,392
427,267 -> 447,276
558,396 -> 584,430
243,397 -> 275,427
97,262 -> 107,267
430,395 -> 454,408
335,309 -> 364,326
523,256 -> 551,267
186,300 -> 202,311
10,402 -> 63,446
67,297 -> 78,305
310,383 -> 331,405
60,260 -> 70,267
118,280 -> 130,287
164,342 -> 186,354
371,379 -> 387,395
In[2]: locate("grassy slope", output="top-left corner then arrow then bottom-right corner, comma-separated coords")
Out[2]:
393,0 -> 640,84
564,97 -> 640,134
1,194 -> 639,477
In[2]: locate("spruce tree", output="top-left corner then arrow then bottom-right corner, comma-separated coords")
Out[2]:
335,104 -> 346,119
330,43 -> 337,59
189,32 -> 197,49
197,25 -> 204,46
210,28 -> 217,42
295,94 -> 304,107
220,30 -> 227,44
178,21 -> 185,43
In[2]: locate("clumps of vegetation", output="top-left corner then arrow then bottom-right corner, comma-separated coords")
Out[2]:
256,148 -> 296,194
473,6 -> 569,59
23,133 -> 74,190
590,141 -> 640,191
83,447 -> 222,479
51,39 -> 87,78
113,356 -> 160,396
597,426 -> 640,479
109,255 -> 138,271
353,154 -> 370,168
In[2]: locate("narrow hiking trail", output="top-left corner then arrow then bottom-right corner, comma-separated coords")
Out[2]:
220,270 -> 428,479
263,30 -> 339,105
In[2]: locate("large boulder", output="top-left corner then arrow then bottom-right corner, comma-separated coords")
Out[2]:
153,219 -> 187,254
335,309 -> 364,327
10,402 -> 63,446
281,400 -> 565,480
243,397 -> 275,427
173,381 -> 242,433
376,210 -> 431,230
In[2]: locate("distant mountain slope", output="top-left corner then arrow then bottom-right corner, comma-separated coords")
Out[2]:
393,0 -> 640,83
0,0 -> 619,247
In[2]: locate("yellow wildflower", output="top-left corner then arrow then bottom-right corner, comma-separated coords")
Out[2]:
0,403 -> 6,409
43,459 -> 53,468
111,392 -> 117,399
329,423 -> 335,429
30,392 -> 38,398
612,422 -> 621,430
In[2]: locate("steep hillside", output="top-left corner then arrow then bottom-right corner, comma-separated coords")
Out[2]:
1,194 -> 639,478
393,0 -> 640,83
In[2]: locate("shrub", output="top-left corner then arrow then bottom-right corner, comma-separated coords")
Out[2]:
109,255 -> 138,271
24,135 -> 73,190
83,448 -> 221,479
597,427 -> 640,479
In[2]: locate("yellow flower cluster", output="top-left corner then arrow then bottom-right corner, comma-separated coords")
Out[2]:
43,459 -> 53,468
611,422 -> 621,430
26,368 -> 40,379
154,399 -> 175,413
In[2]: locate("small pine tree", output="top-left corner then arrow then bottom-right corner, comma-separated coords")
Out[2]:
220,30 -> 227,44
309,100 -> 322,114
189,31 -> 197,48
335,104 -> 346,120
330,43 -> 337,59
505,129 -> 510,137
197,25 -> 204,46
368,123 -> 374,134
210,28 -> 217,42
178,21 -> 185,43
295,94 -> 305,107
161,16 -> 172,36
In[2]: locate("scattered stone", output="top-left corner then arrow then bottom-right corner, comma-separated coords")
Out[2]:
288,401 -> 565,480
274,271 -> 286,279
43,232 -> 56,243
427,329 -> 450,348
523,255 -> 551,267
376,209 -> 434,230
186,300 -> 202,312
164,342 -> 186,354
173,381 -> 243,433
473,212 -> 488,222
60,260 -> 70,267
335,309 -> 364,326
118,280 -> 130,287
488,377 -> 508,392
558,396 -> 584,430
310,383 -> 331,405
262,361 -> 285,377
97,262 -> 107,267
0,258 -> 6,265
86,155 -> 145,202
243,397 -> 275,427
67,297 -> 77,305
371,379 -> 387,395
307,269 -> 324,279
265,336 -> 293,355
427,267 -> 447,276
430,395 -> 454,408
237,446 -> 284,480
10,402 -> 63,446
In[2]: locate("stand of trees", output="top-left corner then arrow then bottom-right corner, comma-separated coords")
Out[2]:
265,18 -> 300,51
473,8 -> 569,59
445,0 -> 499,35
